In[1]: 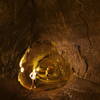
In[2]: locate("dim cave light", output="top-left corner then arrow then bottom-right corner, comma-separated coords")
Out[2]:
20,67 -> 24,73
18,42 -> 71,91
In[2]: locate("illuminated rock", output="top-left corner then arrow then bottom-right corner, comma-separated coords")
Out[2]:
18,41 -> 71,90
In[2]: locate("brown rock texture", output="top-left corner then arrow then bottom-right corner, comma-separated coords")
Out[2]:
0,0 -> 100,100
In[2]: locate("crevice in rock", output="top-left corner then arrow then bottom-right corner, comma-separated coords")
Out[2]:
74,44 -> 88,76
75,45 -> 88,74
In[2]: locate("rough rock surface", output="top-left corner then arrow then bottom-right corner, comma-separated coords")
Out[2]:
0,0 -> 100,100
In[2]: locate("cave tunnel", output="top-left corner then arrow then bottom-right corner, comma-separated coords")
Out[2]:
0,0 -> 100,100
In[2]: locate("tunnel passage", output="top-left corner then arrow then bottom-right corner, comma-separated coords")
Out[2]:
18,40 -> 87,91
0,0 -> 100,100
18,40 -> 72,90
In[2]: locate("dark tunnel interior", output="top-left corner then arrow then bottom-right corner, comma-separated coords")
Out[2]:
0,0 -> 100,100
